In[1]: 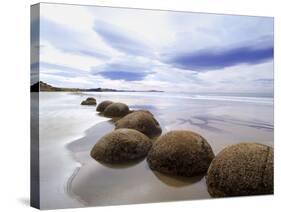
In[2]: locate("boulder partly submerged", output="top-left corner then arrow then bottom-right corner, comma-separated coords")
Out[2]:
147,130 -> 215,177
91,128 -> 152,164
103,102 -> 129,117
115,110 -> 162,138
81,97 -> 97,106
96,100 -> 114,112
206,143 -> 273,197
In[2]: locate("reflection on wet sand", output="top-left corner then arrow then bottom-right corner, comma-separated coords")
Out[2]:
67,119 -> 211,206
152,171 -> 205,187
98,158 -> 146,169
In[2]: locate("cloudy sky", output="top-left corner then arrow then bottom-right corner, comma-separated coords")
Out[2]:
32,3 -> 274,93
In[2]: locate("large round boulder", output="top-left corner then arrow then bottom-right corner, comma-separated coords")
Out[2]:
115,110 -> 162,138
147,130 -> 214,177
91,129 -> 152,163
96,100 -> 114,112
206,143 -> 273,197
81,97 -> 96,105
103,102 -> 129,117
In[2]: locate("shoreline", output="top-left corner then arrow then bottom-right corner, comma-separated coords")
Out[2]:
64,119 -> 116,208
65,166 -> 88,207
39,92 -> 110,209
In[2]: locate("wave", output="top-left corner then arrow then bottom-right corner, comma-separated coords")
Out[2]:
83,91 -> 273,104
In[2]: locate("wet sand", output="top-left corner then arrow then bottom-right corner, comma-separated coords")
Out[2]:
39,92 -> 108,209
67,121 -> 210,206
39,92 -> 273,209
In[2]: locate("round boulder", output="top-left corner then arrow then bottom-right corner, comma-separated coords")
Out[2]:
147,130 -> 214,177
206,143 -> 273,197
96,100 -> 114,112
103,102 -> 129,117
91,128 -> 152,163
81,97 -> 96,105
115,110 -> 162,138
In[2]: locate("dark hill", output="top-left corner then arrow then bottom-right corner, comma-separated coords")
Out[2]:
30,81 -> 164,93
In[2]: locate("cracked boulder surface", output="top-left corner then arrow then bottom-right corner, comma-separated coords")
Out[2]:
91,128 -> 152,164
206,143 -> 273,197
147,130 -> 215,177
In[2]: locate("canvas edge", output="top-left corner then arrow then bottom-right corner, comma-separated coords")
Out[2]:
30,3 -> 40,209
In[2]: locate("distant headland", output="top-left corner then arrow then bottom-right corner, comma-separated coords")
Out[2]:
30,81 -> 164,93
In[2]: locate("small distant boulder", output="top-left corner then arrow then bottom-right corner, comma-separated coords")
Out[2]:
81,97 -> 97,106
103,102 -> 129,117
115,110 -> 162,138
147,130 -> 215,177
91,129 -> 152,163
96,100 -> 114,112
206,143 -> 273,197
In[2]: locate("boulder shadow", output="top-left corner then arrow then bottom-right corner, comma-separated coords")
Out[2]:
152,170 -> 205,187
93,157 -> 146,169
96,112 -> 125,124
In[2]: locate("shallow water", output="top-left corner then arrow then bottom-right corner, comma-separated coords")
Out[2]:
39,92 -> 273,209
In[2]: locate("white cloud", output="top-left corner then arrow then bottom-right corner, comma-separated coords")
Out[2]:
40,3 -> 123,59
88,6 -> 177,49
196,61 -> 274,93
40,41 -> 104,72
37,3 -> 274,93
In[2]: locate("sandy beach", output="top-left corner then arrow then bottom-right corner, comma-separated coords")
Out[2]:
39,91 -> 273,209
